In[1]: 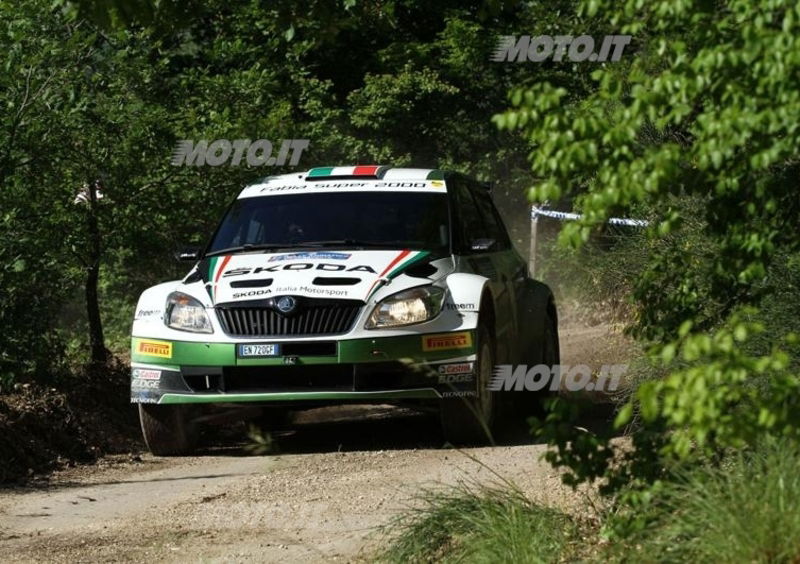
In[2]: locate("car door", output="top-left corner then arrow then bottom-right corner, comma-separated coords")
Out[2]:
449,178 -> 515,359
469,185 -> 519,345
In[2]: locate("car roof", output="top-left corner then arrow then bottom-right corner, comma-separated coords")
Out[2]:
237,166 -> 459,199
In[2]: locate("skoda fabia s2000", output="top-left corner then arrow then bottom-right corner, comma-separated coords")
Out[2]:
131,166 -> 559,454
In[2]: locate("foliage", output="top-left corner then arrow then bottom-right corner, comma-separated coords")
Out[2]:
2,0 -> 587,382
381,482 -> 579,563
496,0 -> 800,339
497,0 -> 800,489
605,439 -> 800,562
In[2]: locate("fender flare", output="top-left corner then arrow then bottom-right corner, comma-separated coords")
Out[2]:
443,272 -> 493,324
132,280 -> 182,333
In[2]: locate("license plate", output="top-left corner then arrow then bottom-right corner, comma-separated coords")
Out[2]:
238,344 -> 280,357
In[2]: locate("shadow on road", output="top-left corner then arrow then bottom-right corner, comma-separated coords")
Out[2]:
1,401 -> 621,493
197,400 -> 621,457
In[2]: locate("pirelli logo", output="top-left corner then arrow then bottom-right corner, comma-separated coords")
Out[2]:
422,332 -> 473,352
136,339 -> 173,359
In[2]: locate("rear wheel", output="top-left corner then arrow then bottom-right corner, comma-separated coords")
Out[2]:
139,404 -> 199,456
440,323 -> 498,445
515,305 -> 559,416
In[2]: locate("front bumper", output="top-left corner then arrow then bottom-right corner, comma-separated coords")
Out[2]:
130,331 -> 477,405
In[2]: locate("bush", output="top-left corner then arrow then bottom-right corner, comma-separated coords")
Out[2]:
381,483 -> 580,563
608,439 -> 800,563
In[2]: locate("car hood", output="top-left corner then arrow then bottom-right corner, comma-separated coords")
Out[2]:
185,249 -> 446,305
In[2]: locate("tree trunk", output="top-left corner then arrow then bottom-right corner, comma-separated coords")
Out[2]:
86,179 -> 107,364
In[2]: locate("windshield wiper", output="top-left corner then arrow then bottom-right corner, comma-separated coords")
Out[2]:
206,239 -> 397,257
205,243 -> 293,257
301,239 -> 393,248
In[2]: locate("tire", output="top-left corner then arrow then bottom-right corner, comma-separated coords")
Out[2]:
515,285 -> 560,417
440,323 -> 498,445
139,404 -> 199,456
541,310 -> 559,371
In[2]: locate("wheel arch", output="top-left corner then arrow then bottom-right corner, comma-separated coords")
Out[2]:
444,272 -> 495,329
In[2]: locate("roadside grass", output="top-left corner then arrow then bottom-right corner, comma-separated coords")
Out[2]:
380,441 -> 800,563
609,439 -> 800,563
380,483 -> 581,563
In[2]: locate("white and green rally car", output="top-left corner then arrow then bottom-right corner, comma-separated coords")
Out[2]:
131,166 -> 559,454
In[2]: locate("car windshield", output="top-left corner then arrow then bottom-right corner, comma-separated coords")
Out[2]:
207,191 -> 450,255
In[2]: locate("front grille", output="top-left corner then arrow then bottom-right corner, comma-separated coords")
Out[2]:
216,299 -> 362,337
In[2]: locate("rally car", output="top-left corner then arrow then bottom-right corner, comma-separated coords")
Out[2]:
131,166 -> 559,454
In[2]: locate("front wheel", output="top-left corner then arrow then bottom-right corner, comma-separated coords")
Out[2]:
139,404 -> 199,456
440,323 -> 498,445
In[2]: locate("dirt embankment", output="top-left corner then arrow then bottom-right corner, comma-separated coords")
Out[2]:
0,358 -> 140,484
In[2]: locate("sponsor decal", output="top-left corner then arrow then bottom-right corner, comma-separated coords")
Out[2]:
438,373 -> 474,384
232,288 -> 273,299
273,285 -> 349,297
131,393 -> 159,404
263,182 -> 369,191
430,180 -> 444,187
132,369 -> 161,380
136,309 -> 162,318
132,379 -> 160,390
441,390 -> 478,398
269,252 -> 352,262
437,363 -> 475,384
259,184 -> 309,193
223,263 -> 375,276
261,181 -> 433,190
136,339 -> 173,359
443,302 -> 476,311
437,362 -> 474,375
373,182 -> 428,188
422,332 -> 473,352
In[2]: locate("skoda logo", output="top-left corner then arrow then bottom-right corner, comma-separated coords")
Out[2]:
275,296 -> 298,315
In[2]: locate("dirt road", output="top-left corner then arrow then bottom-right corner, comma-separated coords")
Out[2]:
0,322 -> 626,562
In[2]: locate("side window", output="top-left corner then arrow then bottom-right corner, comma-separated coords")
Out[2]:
472,188 -> 511,251
451,181 -> 488,254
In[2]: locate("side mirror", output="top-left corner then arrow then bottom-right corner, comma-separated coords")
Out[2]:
470,238 -> 496,252
175,247 -> 201,261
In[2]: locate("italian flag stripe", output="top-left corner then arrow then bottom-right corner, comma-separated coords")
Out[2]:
387,251 -> 430,279
308,165 -> 385,178
353,165 -> 379,175
366,250 -> 430,301
308,167 -> 334,177
214,255 -> 232,283
207,257 -> 218,282
210,255 -> 232,302
378,249 -> 412,278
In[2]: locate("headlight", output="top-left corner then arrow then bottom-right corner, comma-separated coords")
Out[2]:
165,292 -> 213,333
366,286 -> 446,329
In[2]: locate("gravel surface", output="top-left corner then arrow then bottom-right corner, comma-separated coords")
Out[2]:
0,322 -> 624,562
